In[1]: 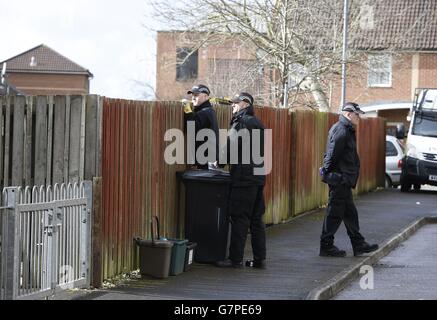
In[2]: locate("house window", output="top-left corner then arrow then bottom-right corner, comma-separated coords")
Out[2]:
368,54 -> 392,87
176,48 -> 198,81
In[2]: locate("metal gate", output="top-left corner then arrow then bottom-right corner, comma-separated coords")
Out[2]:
0,181 -> 92,300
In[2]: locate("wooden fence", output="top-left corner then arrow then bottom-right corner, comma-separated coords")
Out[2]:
97,98 -> 385,283
0,95 -> 101,188
0,95 -> 385,285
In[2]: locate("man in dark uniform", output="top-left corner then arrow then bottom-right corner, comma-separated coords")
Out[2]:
184,84 -> 220,169
319,102 -> 379,257
216,92 -> 267,269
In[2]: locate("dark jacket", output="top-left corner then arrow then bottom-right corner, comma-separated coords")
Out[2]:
184,100 -> 220,166
221,105 -> 266,186
323,115 -> 360,188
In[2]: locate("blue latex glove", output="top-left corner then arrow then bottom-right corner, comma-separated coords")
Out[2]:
319,167 -> 326,177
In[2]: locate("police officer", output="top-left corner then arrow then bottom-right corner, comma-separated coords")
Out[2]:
319,102 -> 379,257
184,84 -> 219,169
216,92 -> 267,269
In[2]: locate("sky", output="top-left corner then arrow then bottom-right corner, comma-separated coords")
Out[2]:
0,0 -> 158,100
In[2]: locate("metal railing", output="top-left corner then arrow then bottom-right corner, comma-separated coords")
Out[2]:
0,181 -> 92,300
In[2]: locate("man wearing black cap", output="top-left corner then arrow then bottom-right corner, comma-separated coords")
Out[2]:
216,92 -> 267,269
184,84 -> 219,169
319,102 -> 378,257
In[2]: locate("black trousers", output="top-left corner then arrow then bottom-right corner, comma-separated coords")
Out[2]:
320,185 -> 365,247
228,185 -> 266,263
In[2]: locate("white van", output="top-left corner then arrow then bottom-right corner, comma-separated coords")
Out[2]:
399,88 -> 437,192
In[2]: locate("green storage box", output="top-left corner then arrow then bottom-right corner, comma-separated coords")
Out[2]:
168,238 -> 188,275
184,242 -> 197,271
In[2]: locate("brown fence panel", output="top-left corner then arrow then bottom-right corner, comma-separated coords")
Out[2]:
100,99 -> 187,279
99,99 -> 386,280
356,116 -> 386,194
258,108 -> 292,224
291,110 -> 328,216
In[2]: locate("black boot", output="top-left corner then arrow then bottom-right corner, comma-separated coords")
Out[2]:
215,259 -> 243,268
353,242 -> 379,256
245,259 -> 266,269
320,245 -> 346,257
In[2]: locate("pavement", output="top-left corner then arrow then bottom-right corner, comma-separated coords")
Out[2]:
64,186 -> 437,300
334,223 -> 437,300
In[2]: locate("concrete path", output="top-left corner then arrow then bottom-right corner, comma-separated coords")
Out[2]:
334,223 -> 437,300
73,187 -> 437,300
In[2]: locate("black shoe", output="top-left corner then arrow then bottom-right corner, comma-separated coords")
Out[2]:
320,245 -> 346,257
245,259 -> 266,269
353,242 -> 379,256
215,259 -> 243,268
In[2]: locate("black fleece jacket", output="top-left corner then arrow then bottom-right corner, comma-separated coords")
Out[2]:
323,115 -> 361,188
221,105 -> 266,186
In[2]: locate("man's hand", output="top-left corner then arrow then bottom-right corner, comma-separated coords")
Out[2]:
182,99 -> 193,114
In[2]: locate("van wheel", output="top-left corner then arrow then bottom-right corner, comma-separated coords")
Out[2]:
384,175 -> 392,188
400,181 -> 411,192
414,184 -> 421,191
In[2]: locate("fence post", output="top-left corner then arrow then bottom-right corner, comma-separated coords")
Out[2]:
82,181 -> 93,287
4,187 -> 19,300
91,177 -> 102,288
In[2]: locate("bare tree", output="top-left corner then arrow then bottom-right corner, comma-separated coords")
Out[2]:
148,0 -> 436,110
130,79 -> 156,100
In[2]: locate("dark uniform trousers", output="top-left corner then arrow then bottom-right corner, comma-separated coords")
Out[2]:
228,185 -> 266,263
320,185 -> 365,247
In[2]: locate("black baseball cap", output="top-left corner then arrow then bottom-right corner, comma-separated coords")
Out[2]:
187,84 -> 210,95
230,92 -> 254,105
342,102 -> 365,114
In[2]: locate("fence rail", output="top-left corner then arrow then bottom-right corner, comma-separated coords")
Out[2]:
0,181 -> 92,300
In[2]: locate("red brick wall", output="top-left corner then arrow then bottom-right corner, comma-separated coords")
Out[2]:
156,31 -> 257,101
328,53 -> 437,111
156,32 -> 202,100
418,53 -> 437,88
8,72 -> 90,95
328,54 -> 414,111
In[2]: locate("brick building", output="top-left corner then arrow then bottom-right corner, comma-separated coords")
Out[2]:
328,0 -> 437,131
155,0 -> 437,131
156,32 -> 268,104
0,44 -> 93,95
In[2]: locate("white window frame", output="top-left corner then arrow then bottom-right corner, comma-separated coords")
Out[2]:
368,54 -> 392,88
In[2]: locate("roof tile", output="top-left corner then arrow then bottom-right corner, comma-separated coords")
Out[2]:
1,44 -> 92,76
351,0 -> 437,50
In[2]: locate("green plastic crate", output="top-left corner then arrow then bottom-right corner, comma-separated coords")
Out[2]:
167,238 -> 188,275
184,242 -> 197,271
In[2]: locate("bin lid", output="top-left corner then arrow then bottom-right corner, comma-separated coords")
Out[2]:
135,239 -> 174,248
180,169 -> 231,183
